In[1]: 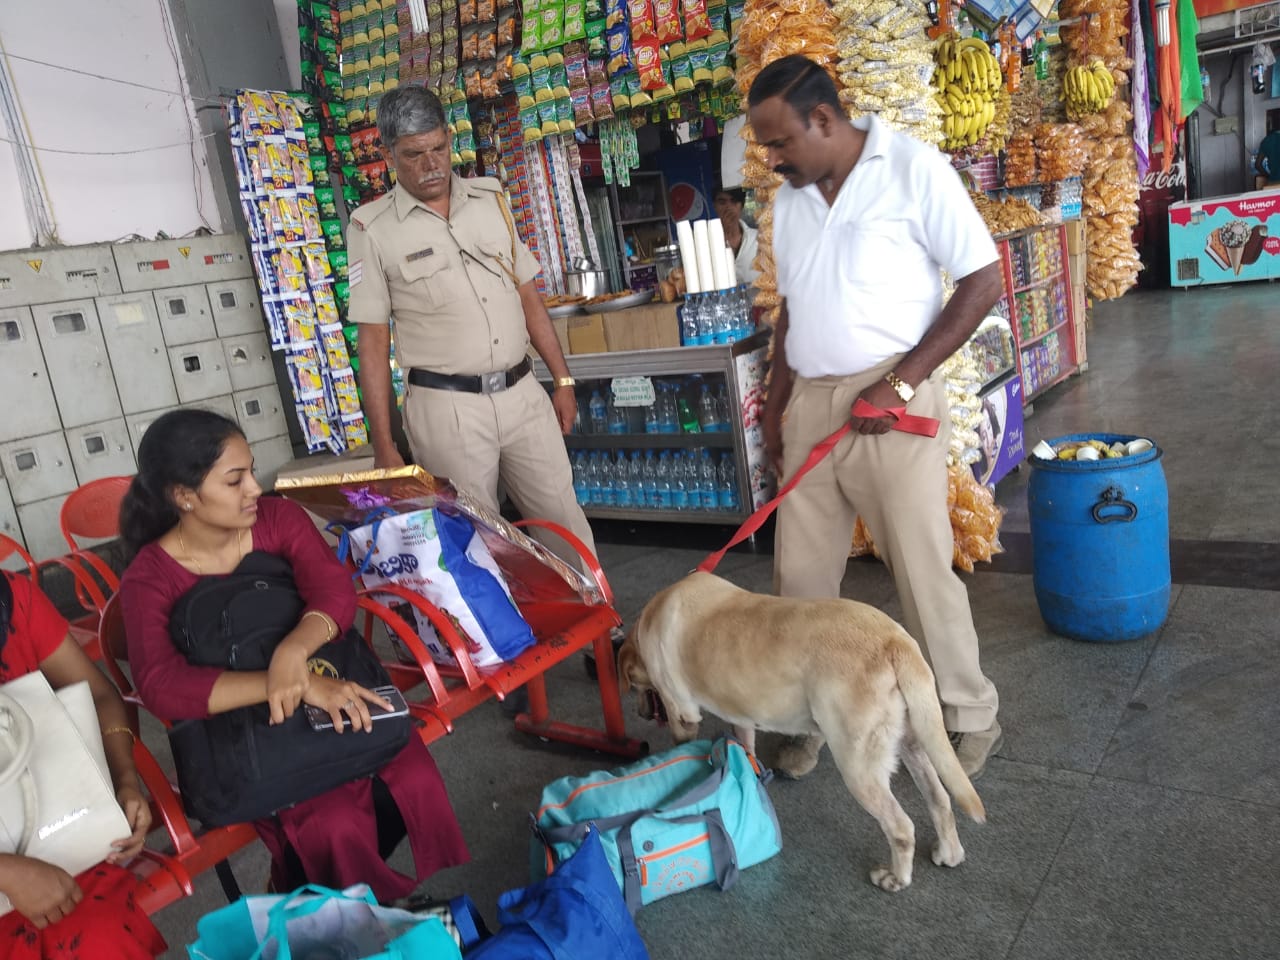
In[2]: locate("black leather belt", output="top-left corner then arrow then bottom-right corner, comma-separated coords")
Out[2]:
407,357 -> 532,394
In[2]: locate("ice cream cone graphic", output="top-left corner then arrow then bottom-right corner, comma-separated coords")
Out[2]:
1228,244 -> 1245,275
1218,219 -> 1252,276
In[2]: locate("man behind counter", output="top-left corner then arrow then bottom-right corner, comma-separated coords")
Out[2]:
347,85 -> 595,571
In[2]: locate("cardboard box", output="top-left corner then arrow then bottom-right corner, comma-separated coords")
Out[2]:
1065,220 -> 1086,256
567,313 -> 608,354
1071,280 -> 1088,366
600,303 -> 681,352
552,315 -> 571,357
275,444 -> 376,484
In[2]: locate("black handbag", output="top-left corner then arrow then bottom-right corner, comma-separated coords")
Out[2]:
166,553 -> 410,826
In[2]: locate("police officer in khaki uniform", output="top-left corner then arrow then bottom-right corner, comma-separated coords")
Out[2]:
349,86 -> 595,567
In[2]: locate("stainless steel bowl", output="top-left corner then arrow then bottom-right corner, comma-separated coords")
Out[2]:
565,270 -> 608,299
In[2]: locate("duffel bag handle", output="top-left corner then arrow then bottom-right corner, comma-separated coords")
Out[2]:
616,810 -> 740,914
249,884 -> 381,960
0,691 -> 38,854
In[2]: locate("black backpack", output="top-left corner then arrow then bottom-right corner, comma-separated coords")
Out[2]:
165,553 -> 410,826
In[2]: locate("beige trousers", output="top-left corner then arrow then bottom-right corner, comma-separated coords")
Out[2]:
773,356 -> 999,732
401,372 -> 598,570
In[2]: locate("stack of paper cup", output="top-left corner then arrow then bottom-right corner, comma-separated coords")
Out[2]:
707,218 -> 729,290
675,219 -> 701,294
692,220 -> 715,297
722,245 -> 737,288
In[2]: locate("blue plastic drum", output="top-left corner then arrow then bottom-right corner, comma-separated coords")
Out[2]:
1027,433 -> 1170,642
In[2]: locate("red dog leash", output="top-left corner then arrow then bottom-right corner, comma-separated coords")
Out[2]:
696,399 -> 939,574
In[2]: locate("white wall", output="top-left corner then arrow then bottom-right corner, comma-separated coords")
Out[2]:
0,0 -> 226,251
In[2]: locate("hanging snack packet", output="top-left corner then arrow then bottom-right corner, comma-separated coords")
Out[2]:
683,0 -> 712,41
609,73 -> 631,109
531,53 -> 555,102
459,0 -> 478,26
479,24 -> 497,59
586,17 -> 607,57
548,51 -> 571,98
315,186 -> 338,219
481,61 -> 501,98
633,37 -> 665,90
512,58 -> 536,106
668,41 -> 695,92
628,0 -> 657,42
342,183 -> 361,213
521,0 -> 542,54
461,26 -> 479,61
539,98 -> 559,136
521,102 -> 544,141
477,0 -> 496,20
564,0 -> 587,42
606,21 -> 633,75
626,70 -> 651,106
498,9 -> 516,44
465,63 -> 483,98
557,95 -> 576,133
540,1 -> 565,49
565,46 -> 590,88
707,29 -> 732,85
654,0 -> 682,44
591,80 -> 614,119
687,38 -> 711,84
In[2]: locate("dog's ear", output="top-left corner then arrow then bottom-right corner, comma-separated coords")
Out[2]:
616,638 -> 648,693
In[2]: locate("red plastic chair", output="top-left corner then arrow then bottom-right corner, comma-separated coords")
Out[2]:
59,475 -> 133,595
1,533 -> 106,660
96,594 -> 260,916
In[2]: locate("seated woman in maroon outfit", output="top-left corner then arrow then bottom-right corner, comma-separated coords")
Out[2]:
117,409 -> 468,902
0,572 -> 166,960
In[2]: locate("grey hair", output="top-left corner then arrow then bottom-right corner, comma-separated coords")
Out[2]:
376,86 -> 448,149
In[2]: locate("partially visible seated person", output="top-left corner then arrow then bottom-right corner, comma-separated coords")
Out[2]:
0,571 -> 165,960
118,409 -> 468,902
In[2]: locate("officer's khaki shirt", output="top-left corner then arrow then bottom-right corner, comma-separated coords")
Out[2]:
347,177 -> 540,375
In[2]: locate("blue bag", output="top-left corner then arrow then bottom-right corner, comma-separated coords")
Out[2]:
468,825 -> 649,960
532,738 -> 782,912
187,883 -> 461,960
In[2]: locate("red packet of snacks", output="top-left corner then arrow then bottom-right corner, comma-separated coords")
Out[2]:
633,37 -> 665,89
627,0 -> 657,43
654,0 -> 682,44
682,0 -> 712,41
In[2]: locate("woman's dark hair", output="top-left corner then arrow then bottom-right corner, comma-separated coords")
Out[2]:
119,409 -> 245,556
0,571 -> 12,671
714,187 -> 746,206
746,55 -> 842,122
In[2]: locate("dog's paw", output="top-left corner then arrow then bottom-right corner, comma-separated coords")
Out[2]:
774,735 -> 823,780
931,839 -> 966,868
869,867 -> 909,893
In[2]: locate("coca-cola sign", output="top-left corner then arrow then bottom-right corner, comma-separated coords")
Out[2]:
1141,164 -> 1187,192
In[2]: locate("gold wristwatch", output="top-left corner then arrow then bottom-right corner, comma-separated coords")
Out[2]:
885,371 -> 915,404
553,376 -> 576,389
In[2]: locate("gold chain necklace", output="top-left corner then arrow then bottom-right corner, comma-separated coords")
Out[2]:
177,527 -> 244,575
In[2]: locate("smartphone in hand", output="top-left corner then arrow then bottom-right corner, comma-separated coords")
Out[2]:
305,685 -> 409,731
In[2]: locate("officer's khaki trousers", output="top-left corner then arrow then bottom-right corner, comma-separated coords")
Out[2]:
773,356 -> 998,733
402,372 -> 598,571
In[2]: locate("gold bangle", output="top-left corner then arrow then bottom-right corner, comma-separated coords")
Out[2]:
102,726 -> 136,743
301,609 -> 338,642
553,376 -> 576,388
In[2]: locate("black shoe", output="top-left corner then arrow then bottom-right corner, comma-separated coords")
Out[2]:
584,627 -> 627,682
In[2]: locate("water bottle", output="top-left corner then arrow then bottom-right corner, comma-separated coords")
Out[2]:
600,452 -> 617,506
641,451 -> 658,508
655,451 -> 674,509
718,454 -> 740,511
711,292 -> 732,345
588,390 -> 607,434
587,452 -> 603,505
658,383 -> 679,434
672,451 -> 690,510
698,383 -> 721,432
734,286 -> 753,340
572,402 -> 583,435
572,452 -> 589,505
628,452 -> 645,508
699,449 -> 718,510
680,297 -> 699,346
716,383 -> 733,432
694,294 -> 713,346
607,396 -> 628,434
614,451 -> 633,507
644,399 -> 660,434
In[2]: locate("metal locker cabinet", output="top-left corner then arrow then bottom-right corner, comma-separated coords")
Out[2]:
16,496 -> 71,560
0,306 -> 62,443
182,394 -> 237,423
251,436 -> 295,490
0,431 -> 77,506
113,234 -> 252,292
169,340 -> 233,403
153,285 -> 216,345
96,293 -> 179,413
125,410 -> 167,458
222,333 -> 276,391
233,386 -> 289,444
66,419 -> 136,484
0,243 -> 121,310
30,299 -> 122,429
208,278 -> 265,338
0,476 -> 24,569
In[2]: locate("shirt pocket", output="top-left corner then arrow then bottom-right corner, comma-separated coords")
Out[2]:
473,239 -> 519,290
399,254 -> 469,308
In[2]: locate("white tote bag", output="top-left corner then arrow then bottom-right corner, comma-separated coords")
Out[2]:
0,672 -> 131,915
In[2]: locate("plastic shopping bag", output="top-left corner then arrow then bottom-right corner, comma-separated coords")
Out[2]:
187,883 -> 462,960
346,508 -> 536,668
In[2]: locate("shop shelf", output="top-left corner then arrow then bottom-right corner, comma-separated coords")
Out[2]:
1012,271 -> 1064,294
566,433 -> 735,450
580,505 -> 751,524
1018,317 -> 1071,349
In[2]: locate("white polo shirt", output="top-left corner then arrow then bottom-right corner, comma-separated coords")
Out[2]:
774,114 -> 998,378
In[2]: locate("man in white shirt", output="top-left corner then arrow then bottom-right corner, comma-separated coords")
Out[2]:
748,56 -> 1005,778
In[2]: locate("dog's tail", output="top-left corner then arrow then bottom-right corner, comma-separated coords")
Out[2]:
893,643 -> 986,824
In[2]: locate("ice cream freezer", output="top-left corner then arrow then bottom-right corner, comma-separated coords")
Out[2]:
1168,187 -> 1280,287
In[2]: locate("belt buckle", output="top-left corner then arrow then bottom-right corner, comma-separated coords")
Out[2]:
481,371 -> 506,394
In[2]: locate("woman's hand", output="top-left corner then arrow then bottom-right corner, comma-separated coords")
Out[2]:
107,782 -> 151,864
301,675 -> 393,735
1,857 -> 82,929
266,637 -> 313,724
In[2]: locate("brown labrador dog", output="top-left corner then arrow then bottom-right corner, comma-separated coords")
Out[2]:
618,572 -> 985,893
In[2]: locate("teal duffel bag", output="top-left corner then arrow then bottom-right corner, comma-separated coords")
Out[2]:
531,737 -> 782,912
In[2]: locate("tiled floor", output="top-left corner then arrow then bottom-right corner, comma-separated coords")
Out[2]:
152,283 -> 1280,959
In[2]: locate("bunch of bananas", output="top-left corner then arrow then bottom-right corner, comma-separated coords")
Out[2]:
1063,59 -> 1115,118
933,34 -> 1003,150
